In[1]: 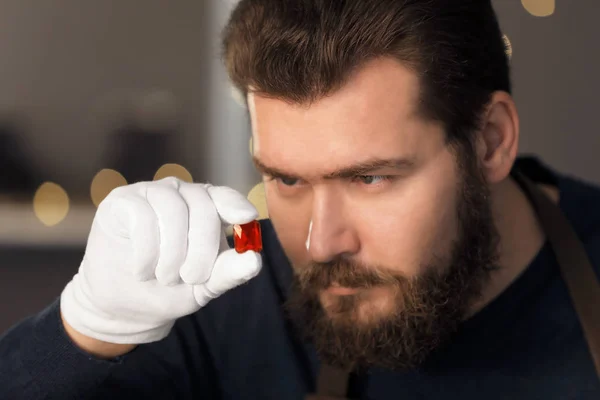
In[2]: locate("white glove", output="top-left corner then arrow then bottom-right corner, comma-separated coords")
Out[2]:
60,177 -> 262,344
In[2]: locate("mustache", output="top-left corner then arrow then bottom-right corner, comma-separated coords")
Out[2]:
296,258 -> 408,291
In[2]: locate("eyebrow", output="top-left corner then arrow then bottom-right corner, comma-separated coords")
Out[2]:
252,156 -> 415,180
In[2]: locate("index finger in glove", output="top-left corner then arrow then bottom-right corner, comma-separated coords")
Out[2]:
177,182 -> 221,285
207,185 -> 258,226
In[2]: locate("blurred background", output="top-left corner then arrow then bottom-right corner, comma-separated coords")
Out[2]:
0,0 -> 598,332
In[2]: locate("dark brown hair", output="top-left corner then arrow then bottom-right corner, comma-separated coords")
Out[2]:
222,0 -> 511,146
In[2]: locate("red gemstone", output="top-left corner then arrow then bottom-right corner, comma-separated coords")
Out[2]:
233,220 -> 263,253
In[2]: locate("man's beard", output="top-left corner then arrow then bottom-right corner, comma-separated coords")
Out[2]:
284,150 -> 500,371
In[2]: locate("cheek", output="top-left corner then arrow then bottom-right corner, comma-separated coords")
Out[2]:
355,167 -> 459,276
264,184 -> 312,267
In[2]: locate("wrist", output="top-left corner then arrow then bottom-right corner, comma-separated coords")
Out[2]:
61,312 -> 137,359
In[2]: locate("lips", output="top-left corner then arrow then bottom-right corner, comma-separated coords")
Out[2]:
325,284 -> 360,296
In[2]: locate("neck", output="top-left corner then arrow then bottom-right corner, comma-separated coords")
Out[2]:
468,176 -> 559,316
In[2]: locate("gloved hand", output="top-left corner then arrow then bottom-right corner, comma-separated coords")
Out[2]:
60,177 -> 261,345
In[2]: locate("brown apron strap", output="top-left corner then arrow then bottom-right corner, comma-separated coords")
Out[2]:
305,364 -> 352,399
308,171 -> 600,399
514,171 -> 600,378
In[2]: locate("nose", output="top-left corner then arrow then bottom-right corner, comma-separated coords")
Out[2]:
307,188 -> 360,263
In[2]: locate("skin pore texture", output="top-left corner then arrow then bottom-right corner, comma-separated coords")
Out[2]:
249,57 -> 555,370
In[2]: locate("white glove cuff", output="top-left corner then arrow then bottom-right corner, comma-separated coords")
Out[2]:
60,279 -> 175,345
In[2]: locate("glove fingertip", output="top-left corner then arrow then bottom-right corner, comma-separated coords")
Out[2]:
222,249 -> 263,281
240,250 -> 262,280
207,186 -> 259,225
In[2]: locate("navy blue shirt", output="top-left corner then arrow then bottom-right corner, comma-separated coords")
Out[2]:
1,159 -> 600,399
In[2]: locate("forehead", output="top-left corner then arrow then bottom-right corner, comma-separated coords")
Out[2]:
248,58 -> 440,176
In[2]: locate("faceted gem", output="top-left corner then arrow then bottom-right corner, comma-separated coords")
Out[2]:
233,220 -> 263,253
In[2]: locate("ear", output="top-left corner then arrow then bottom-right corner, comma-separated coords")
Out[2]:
475,91 -> 520,184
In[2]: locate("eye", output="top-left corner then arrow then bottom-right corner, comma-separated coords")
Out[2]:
355,175 -> 391,185
271,175 -> 307,198
277,176 -> 300,186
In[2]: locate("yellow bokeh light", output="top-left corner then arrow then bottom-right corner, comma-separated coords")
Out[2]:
247,183 -> 269,220
521,0 -> 555,17
33,182 -> 70,227
90,169 -> 128,207
503,34 -> 512,60
154,163 -> 193,183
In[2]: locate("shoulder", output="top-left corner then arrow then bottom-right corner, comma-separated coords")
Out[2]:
516,155 -> 600,277
559,174 -> 600,239
557,171 -> 600,278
